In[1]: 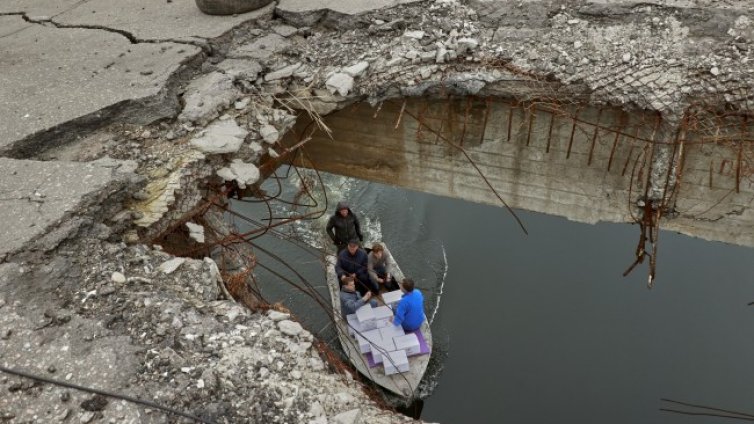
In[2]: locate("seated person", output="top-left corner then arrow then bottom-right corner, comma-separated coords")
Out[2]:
367,243 -> 399,291
389,278 -> 426,332
339,275 -> 377,317
335,239 -> 374,295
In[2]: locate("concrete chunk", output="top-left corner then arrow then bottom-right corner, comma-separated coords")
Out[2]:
179,72 -> 240,125
0,158 -> 129,260
325,73 -> 354,96
190,120 -> 248,154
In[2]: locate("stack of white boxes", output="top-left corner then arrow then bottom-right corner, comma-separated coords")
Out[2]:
346,301 -> 419,376
384,350 -> 410,375
394,333 -> 421,356
381,290 -> 403,309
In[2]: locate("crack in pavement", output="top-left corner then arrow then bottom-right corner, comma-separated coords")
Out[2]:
0,11 -> 209,51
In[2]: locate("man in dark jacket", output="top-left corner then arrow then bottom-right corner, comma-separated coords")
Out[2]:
339,276 -> 377,317
335,239 -> 374,296
326,201 -> 363,252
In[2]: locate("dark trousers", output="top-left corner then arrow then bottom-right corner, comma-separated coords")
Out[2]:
373,266 -> 399,291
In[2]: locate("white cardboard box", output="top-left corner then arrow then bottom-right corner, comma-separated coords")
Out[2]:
355,333 -> 371,354
355,304 -> 376,331
379,325 -> 405,342
383,350 -> 409,375
356,328 -> 381,353
372,305 -> 393,328
394,333 -> 421,356
346,314 -> 362,337
382,290 -> 403,308
371,337 -> 396,365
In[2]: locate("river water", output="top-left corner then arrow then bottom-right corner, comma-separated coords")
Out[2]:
232,168 -> 754,424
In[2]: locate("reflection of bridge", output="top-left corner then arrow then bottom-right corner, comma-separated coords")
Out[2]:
282,97 -> 754,251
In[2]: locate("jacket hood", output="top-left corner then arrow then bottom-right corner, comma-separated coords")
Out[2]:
336,201 -> 349,212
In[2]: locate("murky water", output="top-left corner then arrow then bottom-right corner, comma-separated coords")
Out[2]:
233,168 -> 754,424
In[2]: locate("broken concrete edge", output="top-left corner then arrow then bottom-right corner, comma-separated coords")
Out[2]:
1,160 -> 141,265
0,9 -> 277,160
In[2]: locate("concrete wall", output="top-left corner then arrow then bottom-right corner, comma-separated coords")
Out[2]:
282,98 -> 754,247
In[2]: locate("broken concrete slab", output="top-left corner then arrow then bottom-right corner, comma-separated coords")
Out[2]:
276,0 -> 423,26
190,119 -> 248,154
179,72 -> 241,125
326,73 -> 355,96
217,159 -> 261,189
234,33 -> 291,60
50,0 -> 275,41
0,15 -> 200,154
216,58 -> 263,81
0,158 -> 131,261
264,62 -> 302,81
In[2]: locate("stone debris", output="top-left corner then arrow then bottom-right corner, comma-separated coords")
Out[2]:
259,124 -> 281,144
216,58 -> 263,81
264,62 -> 303,81
326,73 -> 355,96
159,257 -> 186,274
268,310 -> 291,322
190,120 -> 248,154
178,72 -> 241,126
185,222 -> 205,243
217,159 -> 261,189
111,272 -> 126,283
343,61 -> 370,78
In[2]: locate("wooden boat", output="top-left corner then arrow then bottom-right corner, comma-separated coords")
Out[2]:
326,243 -> 432,401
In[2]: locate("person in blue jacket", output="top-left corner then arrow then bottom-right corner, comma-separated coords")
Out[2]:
390,278 -> 425,332
335,239 -> 374,295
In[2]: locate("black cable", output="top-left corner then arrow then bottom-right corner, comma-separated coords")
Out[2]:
0,365 -> 215,424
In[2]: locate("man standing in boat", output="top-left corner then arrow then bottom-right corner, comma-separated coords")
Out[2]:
335,239 -> 374,295
326,201 -> 364,253
390,278 -> 425,332
339,275 -> 377,316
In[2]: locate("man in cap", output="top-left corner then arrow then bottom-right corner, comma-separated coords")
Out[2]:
335,238 -> 374,296
326,201 -> 363,252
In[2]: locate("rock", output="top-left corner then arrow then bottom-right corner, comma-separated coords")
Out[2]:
264,63 -> 302,81
159,258 -> 186,274
216,59 -> 263,81
178,72 -> 240,125
309,417 -> 327,424
278,320 -> 303,337
622,53 -> 632,63
234,97 -> 250,110
710,66 -> 720,76
332,408 -> 361,424
190,120 -> 248,154
185,222 -> 205,243
273,25 -> 298,38
457,37 -> 479,52
342,61 -> 369,78
217,160 -> 260,189
332,392 -> 356,405
325,73 -> 354,96
309,401 -> 325,418
111,272 -> 126,283
259,125 -> 280,144
403,30 -> 425,39
267,310 -> 290,322
236,34 -> 291,60
79,412 -> 95,423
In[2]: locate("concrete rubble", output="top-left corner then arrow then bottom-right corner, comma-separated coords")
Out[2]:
1,0 -> 753,422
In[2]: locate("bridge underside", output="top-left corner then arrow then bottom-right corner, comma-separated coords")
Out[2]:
281,97 -> 754,248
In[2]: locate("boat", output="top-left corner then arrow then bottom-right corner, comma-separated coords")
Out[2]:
326,243 -> 432,401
